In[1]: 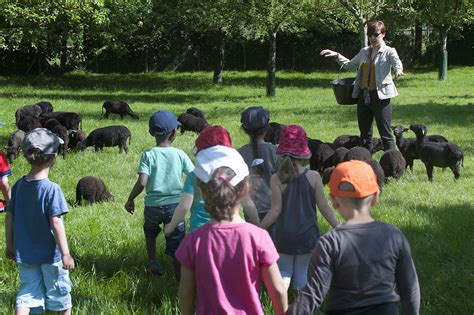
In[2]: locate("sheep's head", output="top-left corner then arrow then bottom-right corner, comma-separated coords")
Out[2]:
391,125 -> 408,137
409,124 -> 427,138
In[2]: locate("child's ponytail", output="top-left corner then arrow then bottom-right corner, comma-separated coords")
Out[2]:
277,155 -> 299,184
197,166 -> 248,222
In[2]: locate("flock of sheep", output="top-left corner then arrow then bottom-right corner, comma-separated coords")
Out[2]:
4,100 -> 465,206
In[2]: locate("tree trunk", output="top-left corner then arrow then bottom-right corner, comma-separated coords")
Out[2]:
242,42 -> 247,71
266,31 -> 277,97
414,23 -> 422,63
213,33 -> 225,84
360,20 -> 368,48
292,42 -> 296,70
196,46 -> 201,71
438,29 -> 448,81
145,47 -> 149,73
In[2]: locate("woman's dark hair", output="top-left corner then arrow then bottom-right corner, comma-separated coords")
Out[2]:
277,155 -> 299,184
368,20 -> 386,35
197,167 -> 248,222
24,148 -> 56,166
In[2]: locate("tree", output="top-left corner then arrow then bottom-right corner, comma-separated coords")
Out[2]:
417,0 -> 474,80
246,0 -> 310,96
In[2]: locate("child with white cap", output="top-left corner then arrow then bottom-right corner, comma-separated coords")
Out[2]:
5,128 -> 74,315
175,145 -> 287,315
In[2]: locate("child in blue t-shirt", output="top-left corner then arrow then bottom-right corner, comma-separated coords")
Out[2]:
6,128 -> 74,314
125,111 -> 194,279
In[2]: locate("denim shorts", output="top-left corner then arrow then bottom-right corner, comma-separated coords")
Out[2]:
143,203 -> 185,257
17,261 -> 72,312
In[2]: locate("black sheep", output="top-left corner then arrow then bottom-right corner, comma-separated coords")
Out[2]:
35,101 -> 54,114
379,149 -> 406,180
186,107 -> 206,120
43,118 -> 62,131
40,112 -> 82,130
17,116 -> 42,133
76,176 -> 113,205
343,146 -> 372,162
392,125 -> 418,170
177,113 -> 209,134
264,122 -> 286,145
309,142 -> 335,173
69,130 -> 87,151
51,125 -> 69,158
102,100 -> 139,119
365,159 -> 385,191
323,147 -> 349,170
15,105 -> 42,126
6,130 -> 25,162
410,124 -> 464,181
85,125 -> 131,153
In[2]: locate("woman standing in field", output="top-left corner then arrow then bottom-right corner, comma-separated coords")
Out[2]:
321,20 -> 404,152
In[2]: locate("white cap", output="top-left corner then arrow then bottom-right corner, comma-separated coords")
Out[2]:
194,146 -> 249,187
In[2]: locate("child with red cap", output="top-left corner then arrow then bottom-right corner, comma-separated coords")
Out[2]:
164,126 -> 259,235
175,143 -> 287,314
287,160 -> 420,314
259,124 -> 339,291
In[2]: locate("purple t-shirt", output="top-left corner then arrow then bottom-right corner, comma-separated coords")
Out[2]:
175,222 -> 279,315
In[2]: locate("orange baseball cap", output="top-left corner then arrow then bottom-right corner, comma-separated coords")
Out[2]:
329,160 -> 379,198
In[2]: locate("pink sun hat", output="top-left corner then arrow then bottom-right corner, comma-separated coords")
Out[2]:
276,124 -> 311,159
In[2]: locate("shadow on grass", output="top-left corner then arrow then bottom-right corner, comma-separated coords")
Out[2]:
388,202 -> 474,313
394,102 -> 474,127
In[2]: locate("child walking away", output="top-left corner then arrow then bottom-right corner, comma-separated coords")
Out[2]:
238,106 -> 278,236
175,145 -> 288,315
0,150 -> 12,213
287,160 -> 420,314
5,128 -> 74,315
125,111 -> 194,279
164,125 -> 259,235
260,125 -> 339,291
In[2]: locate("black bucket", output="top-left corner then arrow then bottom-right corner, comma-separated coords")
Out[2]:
331,77 -> 358,105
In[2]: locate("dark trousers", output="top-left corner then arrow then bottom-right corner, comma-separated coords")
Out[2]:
357,90 -> 395,151
326,302 -> 398,315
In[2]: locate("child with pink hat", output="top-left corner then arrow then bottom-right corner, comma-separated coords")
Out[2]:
260,125 -> 339,291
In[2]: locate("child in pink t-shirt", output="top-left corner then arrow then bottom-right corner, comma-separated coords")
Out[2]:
175,145 -> 288,315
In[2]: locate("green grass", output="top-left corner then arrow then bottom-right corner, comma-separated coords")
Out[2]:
0,68 -> 473,314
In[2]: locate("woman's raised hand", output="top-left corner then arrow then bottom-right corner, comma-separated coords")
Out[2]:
320,49 -> 338,58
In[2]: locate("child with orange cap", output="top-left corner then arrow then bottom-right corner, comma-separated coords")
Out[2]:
287,160 -> 420,315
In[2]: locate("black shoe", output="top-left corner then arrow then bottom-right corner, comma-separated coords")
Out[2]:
147,261 -> 164,276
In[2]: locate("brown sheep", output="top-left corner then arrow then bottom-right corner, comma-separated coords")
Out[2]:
76,176 -> 113,205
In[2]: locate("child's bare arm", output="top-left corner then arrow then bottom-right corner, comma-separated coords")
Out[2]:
262,262 -> 288,315
241,195 -> 260,225
164,192 -> 193,235
259,175 -> 282,229
5,212 -> 14,260
50,216 -> 75,270
125,173 -> 148,214
311,171 -> 339,228
179,265 -> 196,315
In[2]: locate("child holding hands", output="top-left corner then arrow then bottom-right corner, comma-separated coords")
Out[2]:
175,143 -> 287,314
259,125 -> 339,291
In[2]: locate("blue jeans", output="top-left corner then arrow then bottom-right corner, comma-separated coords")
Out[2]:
277,252 -> 313,290
143,204 -> 184,257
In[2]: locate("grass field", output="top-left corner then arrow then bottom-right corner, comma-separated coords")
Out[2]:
0,68 -> 473,314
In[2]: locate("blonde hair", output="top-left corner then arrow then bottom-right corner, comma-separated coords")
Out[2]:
277,155 -> 300,184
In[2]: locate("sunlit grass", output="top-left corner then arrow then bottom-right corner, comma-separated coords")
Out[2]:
0,68 -> 473,314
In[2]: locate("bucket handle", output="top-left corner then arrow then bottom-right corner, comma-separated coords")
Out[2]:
337,64 -> 345,79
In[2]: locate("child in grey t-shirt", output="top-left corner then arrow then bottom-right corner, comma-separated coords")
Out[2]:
287,160 -> 420,315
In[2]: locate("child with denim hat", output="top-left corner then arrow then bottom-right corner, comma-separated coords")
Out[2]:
238,106 -> 278,236
5,128 -> 74,315
260,125 -> 339,291
164,125 -> 259,235
287,160 -> 420,314
125,110 -> 194,279
175,145 -> 287,315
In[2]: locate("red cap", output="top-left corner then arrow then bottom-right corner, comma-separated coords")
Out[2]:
195,125 -> 233,151
329,160 -> 379,198
276,125 -> 311,159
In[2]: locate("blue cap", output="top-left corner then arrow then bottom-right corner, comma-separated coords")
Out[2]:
148,111 -> 181,135
241,106 -> 269,131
